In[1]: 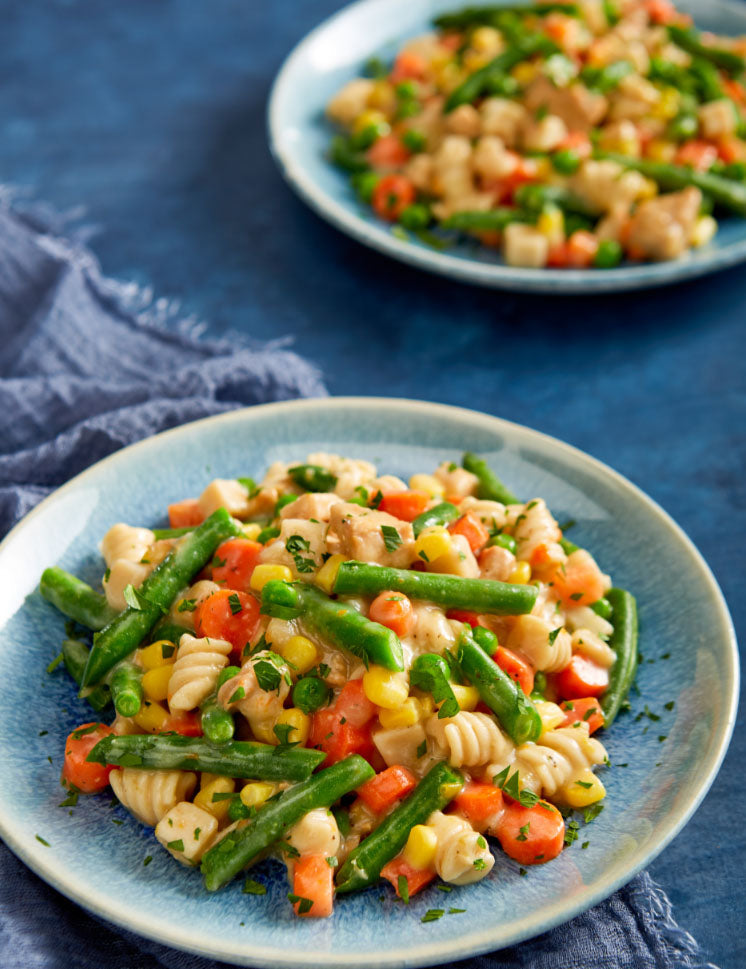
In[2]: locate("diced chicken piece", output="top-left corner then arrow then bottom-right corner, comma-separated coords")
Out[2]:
445,103 -> 482,137
401,96 -> 446,149
625,187 -> 702,261
403,602 -> 460,659
598,119 -> 641,156
480,98 -> 528,146
325,503 -> 415,567
698,99 -> 738,140
472,136 -> 519,180
245,461 -> 300,519
587,33 -> 649,73
523,77 -> 607,132
326,78 -> 375,127
168,579 -> 221,630
578,0 -> 609,35
405,153 -> 434,192
478,544 -> 516,582
373,724 -> 427,769
513,498 -> 564,564
427,533 -> 479,578
258,518 -> 328,577
657,41 -> 691,67
279,492 -> 342,522
458,497 -> 510,530
521,113 -> 568,153
608,73 -> 660,122
434,462 -> 479,499
305,452 -> 378,500
431,135 -> 474,203
101,524 -> 155,568
369,474 -> 408,496
198,479 -> 250,519
596,203 -> 633,242
218,650 -> 291,744
103,558 -> 152,611
155,801 -> 218,865
570,159 -> 653,214
432,192 -> 495,222
503,223 -> 550,268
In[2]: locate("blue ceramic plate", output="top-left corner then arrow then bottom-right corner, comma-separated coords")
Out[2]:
0,399 -> 738,967
268,0 -> 746,293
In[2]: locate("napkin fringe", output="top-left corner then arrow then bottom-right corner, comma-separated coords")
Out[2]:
633,874 -> 719,969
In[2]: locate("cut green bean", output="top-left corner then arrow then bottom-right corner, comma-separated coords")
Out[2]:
514,183 -> 596,217
40,567 -> 118,631
462,452 -> 520,505
458,627 -> 542,744
81,508 -> 241,687
152,526 -> 194,540
288,464 -> 338,492
410,654 -> 460,718
261,581 -> 405,671
441,208 -> 535,233
336,762 -> 463,894
412,501 -> 460,538
445,34 -> 556,111
202,755 -> 375,891
61,639 -> 111,712
434,3 -> 578,30
600,587 -> 638,727
333,562 -> 537,615
87,733 -> 325,780
668,24 -> 746,75
110,662 -> 143,718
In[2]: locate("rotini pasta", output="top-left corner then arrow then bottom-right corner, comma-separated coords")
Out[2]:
110,767 -> 197,826
503,725 -> 608,798
506,614 -> 572,673
426,711 -> 514,770
571,628 -> 617,669
426,810 -> 494,885
167,634 -> 232,712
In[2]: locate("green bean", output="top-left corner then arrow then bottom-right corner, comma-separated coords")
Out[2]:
333,562 -> 537,615
690,58 -> 723,102
600,587 -> 638,727
445,35 -> 557,111
590,597 -> 613,620
648,57 -> 699,95
40,567 -> 118,631
261,581 -> 405,671
149,621 -> 189,647
329,135 -> 370,174
87,733 -> 326,780
580,59 -> 633,93
462,452 -> 520,504
61,639 -> 111,712
410,654 -> 460,717
256,525 -> 280,544
458,627 -> 542,743
434,3 -> 578,31
336,762 -> 463,894
288,464 -> 338,492
292,676 -> 331,714
412,501 -> 460,538
202,755 -> 374,891
110,662 -> 143,718
441,208 -> 536,232
668,25 -> 746,75
152,526 -> 194,540
514,183 -> 596,217
596,152 -> 746,216
81,509 -> 241,687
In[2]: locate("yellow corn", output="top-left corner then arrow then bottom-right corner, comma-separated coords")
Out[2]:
354,109 -> 389,135
240,781 -> 277,808
462,49 -> 490,72
250,563 -> 293,592
415,694 -> 436,719
141,665 -> 173,703
511,61 -> 538,85
315,553 -> 347,594
274,635 -> 318,674
415,526 -> 452,564
534,700 -> 566,733
409,474 -> 445,499
242,523 -> 262,541
275,707 -> 311,745
637,177 -> 658,200
645,138 -> 677,163
200,772 -> 221,789
378,697 -> 421,729
363,666 -> 410,710
133,700 -> 169,733
137,640 -> 177,670
471,26 -> 502,55
402,824 -> 438,870
253,720 -> 279,744
537,205 -> 565,246
691,214 -> 717,247
367,80 -> 396,112
435,61 -> 465,93
450,684 -> 480,712
562,769 -> 606,808
508,560 -> 532,584
194,775 -> 235,821
650,87 -> 679,120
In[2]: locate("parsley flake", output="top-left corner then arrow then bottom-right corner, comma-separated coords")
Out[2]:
243,878 -> 267,895
380,525 -> 403,553
398,874 -> 410,904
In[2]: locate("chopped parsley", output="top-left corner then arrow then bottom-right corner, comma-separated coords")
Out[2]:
564,820 -> 580,846
449,907 -> 466,915
58,790 -> 79,808
227,593 -> 243,615
243,878 -> 267,895
548,627 -> 562,646
161,642 -> 175,659
35,835 -> 50,847
273,722 -> 300,751
473,858 -> 487,870
421,909 -> 444,923
123,584 -> 142,610
664,700 -> 675,711
516,824 -> 530,842
46,653 -> 64,674
398,875 -> 410,904
143,855 -> 152,866
583,803 -> 604,824
177,598 -> 197,613
167,839 -> 185,852
286,534 -> 316,573
229,686 -> 246,703
194,827 -> 201,840
380,525 -> 403,553
71,724 -> 99,740
287,894 -> 313,915
254,653 -> 291,693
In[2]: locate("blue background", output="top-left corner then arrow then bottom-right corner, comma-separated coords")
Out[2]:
1,0 -> 744,965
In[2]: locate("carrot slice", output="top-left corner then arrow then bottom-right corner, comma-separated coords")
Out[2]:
211,538 -> 262,592
494,645 -> 535,695
448,513 -> 490,554
556,655 -> 609,700
369,591 -> 415,637
452,781 -> 504,831
381,856 -> 435,899
292,853 -> 334,918
494,799 -> 565,865
167,498 -> 203,529
550,549 -> 607,607
560,697 -> 605,734
379,490 -> 429,522
357,765 -> 416,814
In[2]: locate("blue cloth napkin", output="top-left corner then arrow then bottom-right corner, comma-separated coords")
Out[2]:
0,198 -> 715,969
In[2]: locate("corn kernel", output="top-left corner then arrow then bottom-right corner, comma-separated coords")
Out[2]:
471,26 -> 502,55
240,781 -> 277,808
436,62 -> 465,93
378,697 -> 421,729
637,177 -> 658,200
562,769 -> 606,808
537,205 -> 565,246
274,635 -> 318,674
650,87 -> 679,120
463,49 -> 490,72
141,665 -> 173,703
252,720 -> 278,744
363,666 -> 410,710
242,523 -> 262,541
354,109 -> 389,135
534,699 -> 566,733
368,80 -> 395,112
691,214 -> 717,247
402,824 -> 439,870
415,694 -> 436,718
315,553 -> 347,594
194,775 -> 235,821
511,61 -> 538,85
409,474 -> 445,499
133,699 -> 169,733
200,772 -> 221,789
646,138 -> 677,163
415,526 -> 452,564
508,560 -> 532,584
137,640 -> 177,670
275,707 -> 311,745
447,684 -> 479,712
250,563 -> 293,592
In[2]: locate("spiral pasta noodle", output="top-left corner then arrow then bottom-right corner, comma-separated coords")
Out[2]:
507,614 -> 572,673
508,725 -> 608,798
426,810 -> 494,885
110,767 -> 197,826
286,808 -> 341,858
100,523 -> 155,567
426,711 -> 514,769
167,634 -> 232,712
571,628 -> 616,669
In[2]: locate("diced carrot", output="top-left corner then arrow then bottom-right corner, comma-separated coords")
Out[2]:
556,654 -> 609,700
367,135 -> 410,169
724,79 -> 746,105
371,173 -> 416,220
493,645 -> 534,695
446,609 -> 485,628
529,543 -> 554,570
560,697 -> 605,734
448,512 -> 490,554
558,130 -> 592,158
62,723 -> 114,794
452,781 -> 504,831
675,140 -> 718,172
381,856 -> 436,898
494,798 -> 565,865
292,853 -> 334,918
717,136 -> 746,164
390,49 -> 426,81
334,679 -> 377,727
167,498 -> 203,529
211,538 -> 262,592
566,230 -> 599,268
194,589 -> 261,659
439,32 -> 463,52
547,242 -> 570,268
379,490 -> 430,522
357,765 -> 417,813
444,494 -> 463,507
550,549 -> 606,607
644,0 -> 679,24
161,711 -> 203,737
309,680 -> 378,766
369,591 -> 415,637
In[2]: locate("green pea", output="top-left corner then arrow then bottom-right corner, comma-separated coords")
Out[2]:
398,203 -> 431,230
350,121 -> 389,151
292,676 -> 331,714
395,80 -> 417,100
363,56 -> 388,79
402,129 -> 426,153
485,74 -> 519,97
551,149 -> 581,175
594,238 -> 623,269
590,597 -> 613,620
720,161 -> 746,181
350,171 -> 381,203
667,113 -> 698,142
488,533 -> 518,554
395,99 -> 421,120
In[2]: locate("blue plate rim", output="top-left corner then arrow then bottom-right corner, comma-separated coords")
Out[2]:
0,397 -> 739,967
267,0 -> 746,294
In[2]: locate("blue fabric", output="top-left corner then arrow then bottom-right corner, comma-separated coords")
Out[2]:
0,198 -> 719,969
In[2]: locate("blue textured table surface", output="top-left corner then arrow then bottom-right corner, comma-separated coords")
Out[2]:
2,0 -> 744,965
